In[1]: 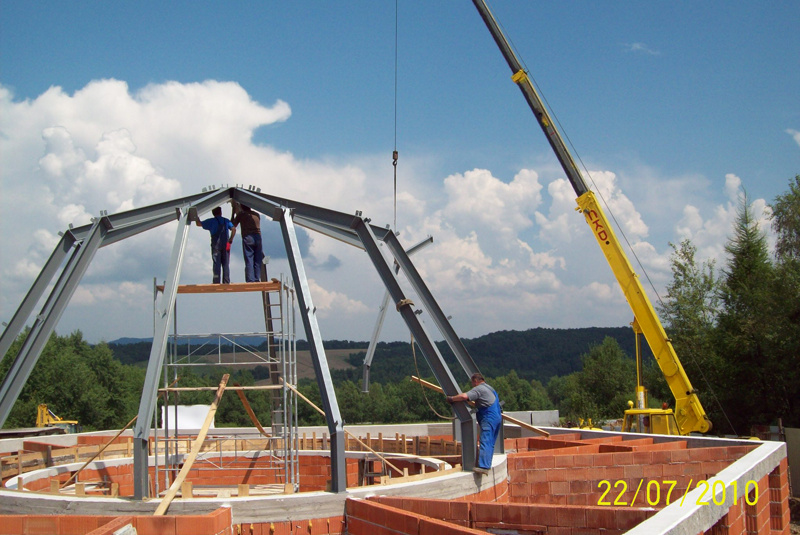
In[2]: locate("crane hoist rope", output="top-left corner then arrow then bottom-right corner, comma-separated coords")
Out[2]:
392,0 -> 399,232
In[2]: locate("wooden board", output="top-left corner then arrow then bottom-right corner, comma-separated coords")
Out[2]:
155,281 -> 281,294
154,374 -> 230,516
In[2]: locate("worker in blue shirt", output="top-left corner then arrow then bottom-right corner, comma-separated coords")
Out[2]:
194,206 -> 236,284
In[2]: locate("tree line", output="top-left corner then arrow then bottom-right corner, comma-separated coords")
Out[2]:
2,176 -> 798,436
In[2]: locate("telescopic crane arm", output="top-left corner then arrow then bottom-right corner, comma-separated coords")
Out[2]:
471,0 -> 711,435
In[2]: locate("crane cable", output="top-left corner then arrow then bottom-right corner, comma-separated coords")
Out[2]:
392,0 -> 399,232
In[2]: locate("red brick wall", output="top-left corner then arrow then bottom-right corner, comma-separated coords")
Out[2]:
507,443 -> 754,508
346,498 -> 487,535
22,454 -> 372,496
0,507 -> 231,535
231,515 -> 346,535
356,496 -> 658,535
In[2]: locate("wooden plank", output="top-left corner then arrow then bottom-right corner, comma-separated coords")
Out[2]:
411,375 -> 550,437
154,374 -> 230,516
501,413 -> 551,437
156,281 -> 280,294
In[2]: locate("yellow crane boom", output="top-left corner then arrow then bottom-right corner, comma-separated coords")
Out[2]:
471,0 -> 711,435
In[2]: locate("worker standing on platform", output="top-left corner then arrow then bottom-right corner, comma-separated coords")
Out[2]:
193,206 -> 236,284
232,204 -> 263,282
446,373 -> 502,475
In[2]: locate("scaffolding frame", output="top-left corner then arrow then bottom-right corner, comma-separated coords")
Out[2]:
153,276 -> 299,497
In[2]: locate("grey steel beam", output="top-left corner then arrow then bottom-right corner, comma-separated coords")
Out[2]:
68,191 -> 220,241
232,189 -> 395,248
100,212 -> 178,248
133,208 -> 193,499
362,290 -> 391,393
350,218 -> 477,470
292,216 -> 363,249
232,189 -> 365,248
0,217 -> 109,427
1,188 -> 226,376
264,194 -> 362,230
260,193 -> 394,242
381,231 -> 479,379
0,230 -> 77,361
363,236 -> 433,392
230,189 -> 283,221
276,207 -> 347,492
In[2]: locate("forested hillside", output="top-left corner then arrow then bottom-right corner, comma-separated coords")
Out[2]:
108,326 -> 647,385
327,326 -> 650,386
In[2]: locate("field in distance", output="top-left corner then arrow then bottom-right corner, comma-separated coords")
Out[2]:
206,348 -> 364,381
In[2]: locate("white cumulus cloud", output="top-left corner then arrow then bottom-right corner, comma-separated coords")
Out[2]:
0,78 -> 778,344
787,128 -> 800,148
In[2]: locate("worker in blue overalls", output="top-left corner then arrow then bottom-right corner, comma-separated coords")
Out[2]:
193,206 -> 236,284
446,372 -> 502,475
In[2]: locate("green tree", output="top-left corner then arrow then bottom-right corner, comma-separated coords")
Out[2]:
653,239 -> 721,413
492,370 -> 553,412
769,174 -> 800,260
714,192 -> 777,434
766,176 -> 800,425
1,331 -> 144,431
296,379 -> 325,426
546,338 -> 634,423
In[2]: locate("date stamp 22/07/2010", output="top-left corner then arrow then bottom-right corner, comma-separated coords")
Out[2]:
597,479 -> 759,508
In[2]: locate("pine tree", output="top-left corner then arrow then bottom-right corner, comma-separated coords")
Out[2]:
715,192 -> 775,434
766,175 -> 800,426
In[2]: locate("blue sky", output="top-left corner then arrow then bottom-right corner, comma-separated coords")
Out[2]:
1,1 -> 799,345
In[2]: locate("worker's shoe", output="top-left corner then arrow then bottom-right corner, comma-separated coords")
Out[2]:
473,466 -> 490,475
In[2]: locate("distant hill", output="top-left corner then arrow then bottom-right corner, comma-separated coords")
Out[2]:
106,326 -> 648,385
108,335 -> 268,346
329,326 -> 648,386
108,337 -> 152,345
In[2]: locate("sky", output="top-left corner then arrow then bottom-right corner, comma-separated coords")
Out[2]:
1,1 -> 799,347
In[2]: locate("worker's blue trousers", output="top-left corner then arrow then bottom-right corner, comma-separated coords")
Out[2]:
476,397 -> 502,470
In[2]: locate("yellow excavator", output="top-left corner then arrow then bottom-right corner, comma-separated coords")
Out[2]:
36,404 -> 80,434
472,1 -> 711,436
